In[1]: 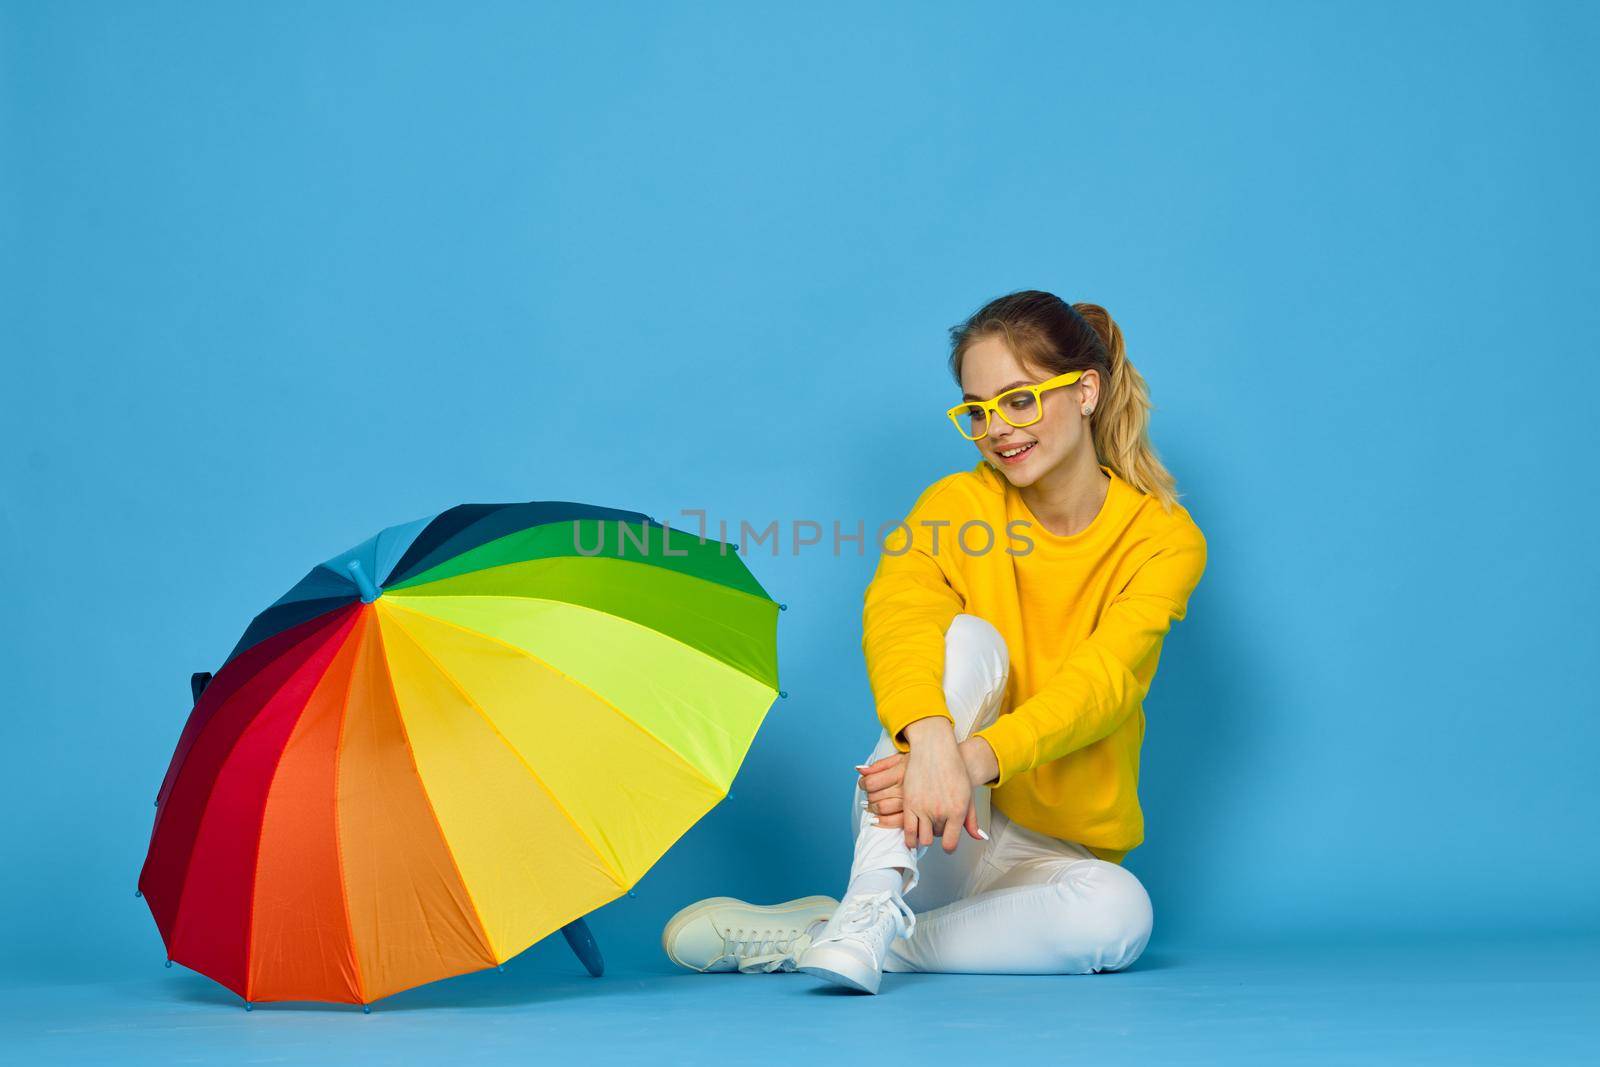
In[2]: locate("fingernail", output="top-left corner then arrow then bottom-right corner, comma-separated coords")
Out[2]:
854,764 -> 870,772
978,829 -> 990,840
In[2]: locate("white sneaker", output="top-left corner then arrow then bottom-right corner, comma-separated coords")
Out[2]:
795,889 -> 915,994
661,895 -> 838,974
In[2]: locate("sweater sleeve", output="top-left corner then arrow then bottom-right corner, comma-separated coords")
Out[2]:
973,518 -> 1208,788
861,479 -> 967,753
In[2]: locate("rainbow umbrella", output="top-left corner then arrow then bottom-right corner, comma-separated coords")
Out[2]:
139,502 -> 782,1008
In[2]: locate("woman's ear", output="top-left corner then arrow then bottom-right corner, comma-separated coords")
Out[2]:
1078,368 -> 1102,415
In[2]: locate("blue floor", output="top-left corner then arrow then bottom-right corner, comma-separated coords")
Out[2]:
8,932 -> 1595,1064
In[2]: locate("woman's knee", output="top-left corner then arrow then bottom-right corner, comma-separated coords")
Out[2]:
1047,860 -> 1154,973
946,613 -> 1007,663
942,615 -> 1009,736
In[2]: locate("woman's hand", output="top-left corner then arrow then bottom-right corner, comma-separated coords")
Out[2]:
858,718 -> 994,852
858,734 -> 1000,828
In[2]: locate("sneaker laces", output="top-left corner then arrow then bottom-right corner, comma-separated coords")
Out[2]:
829,889 -> 916,954
722,923 -> 810,973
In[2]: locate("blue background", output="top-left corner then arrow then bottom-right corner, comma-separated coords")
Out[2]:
3,1 -> 1597,1059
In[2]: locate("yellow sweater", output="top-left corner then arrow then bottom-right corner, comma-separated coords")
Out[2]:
862,460 -> 1208,863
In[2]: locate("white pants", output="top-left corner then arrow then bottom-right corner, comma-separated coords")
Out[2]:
847,614 -> 1154,974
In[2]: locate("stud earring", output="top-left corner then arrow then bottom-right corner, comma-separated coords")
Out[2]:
1083,406 -> 1094,416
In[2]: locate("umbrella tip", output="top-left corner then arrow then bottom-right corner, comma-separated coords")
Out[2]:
346,560 -> 382,603
779,602 -> 788,611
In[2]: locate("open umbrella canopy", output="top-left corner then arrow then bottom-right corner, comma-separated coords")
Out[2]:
139,502 -> 781,1006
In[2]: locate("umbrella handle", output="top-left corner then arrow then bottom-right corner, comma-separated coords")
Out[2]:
560,919 -> 605,977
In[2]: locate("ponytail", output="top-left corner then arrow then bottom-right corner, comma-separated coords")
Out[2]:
1072,303 -> 1181,512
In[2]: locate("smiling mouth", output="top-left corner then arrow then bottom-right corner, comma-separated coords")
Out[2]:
995,441 -> 1036,462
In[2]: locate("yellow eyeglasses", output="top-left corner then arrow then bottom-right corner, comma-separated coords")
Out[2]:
945,370 -> 1085,441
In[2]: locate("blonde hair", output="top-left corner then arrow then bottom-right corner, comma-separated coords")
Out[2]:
948,290 -> 1182,511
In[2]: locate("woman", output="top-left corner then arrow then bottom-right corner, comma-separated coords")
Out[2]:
662,291 -> 1208,993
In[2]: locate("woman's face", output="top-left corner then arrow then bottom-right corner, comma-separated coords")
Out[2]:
959,335 -> 1097,488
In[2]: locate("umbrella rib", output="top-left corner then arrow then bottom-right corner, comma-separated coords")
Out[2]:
326,613 -> 371,1005
380,607 -> 629,891
382,598 -> 734,797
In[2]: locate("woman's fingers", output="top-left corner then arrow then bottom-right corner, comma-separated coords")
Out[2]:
857,752 -> 905,776
865,795 -> 903,815
899,809 -> 948,848
941,812 -> 963,853
858,761 -> 906,794
864,782 -> 900,805
964,802 -> 985,841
